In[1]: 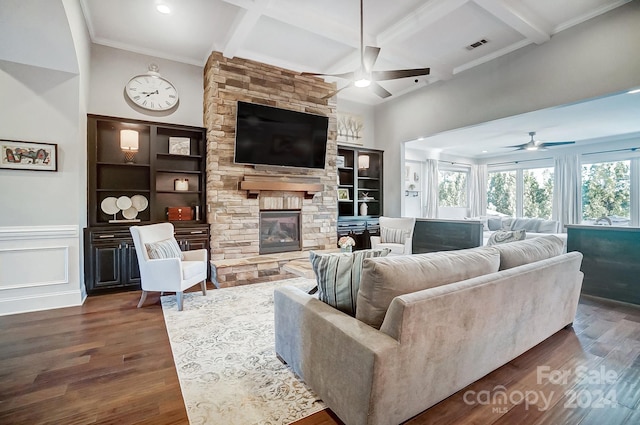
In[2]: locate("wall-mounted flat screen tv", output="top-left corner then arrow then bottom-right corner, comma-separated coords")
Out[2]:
234,101 -> 328,169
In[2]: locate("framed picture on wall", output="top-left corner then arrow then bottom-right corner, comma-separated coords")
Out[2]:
0,140 -> 58,171
337,188 -> 350,201
169,137 -> 191,155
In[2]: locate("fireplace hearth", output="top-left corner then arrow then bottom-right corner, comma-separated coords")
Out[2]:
259,211 -> 302,254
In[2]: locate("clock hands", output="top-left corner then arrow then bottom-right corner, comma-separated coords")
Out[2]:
141,90 -> 159,97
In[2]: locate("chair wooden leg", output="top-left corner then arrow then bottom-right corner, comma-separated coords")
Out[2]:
176,292 -> 184,311
201,280 -> 207,296
137,291 -> 148,308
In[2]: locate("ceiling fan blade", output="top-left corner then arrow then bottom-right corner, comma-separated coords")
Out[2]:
539,141 -> 575,147
322,83 -> 352,100
362,46 -> 380,73
370,81 -> 392,98
371,68 -> 431,81
301,71 -> 355,80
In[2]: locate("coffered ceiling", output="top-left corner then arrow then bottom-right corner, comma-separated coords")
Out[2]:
80,0 -> 631,105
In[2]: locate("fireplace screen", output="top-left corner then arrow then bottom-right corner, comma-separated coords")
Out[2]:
259,211 -> 302,254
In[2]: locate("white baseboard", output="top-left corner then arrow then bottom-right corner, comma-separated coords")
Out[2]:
0,289 -> 85,316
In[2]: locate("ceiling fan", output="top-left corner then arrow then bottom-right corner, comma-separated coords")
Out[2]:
302,0 -> 430,99
507,132 -> 576,151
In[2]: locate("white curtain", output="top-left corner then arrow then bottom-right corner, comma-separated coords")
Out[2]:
424,159 -> 439,218
552,154 -> 582,231
468,164 -> 487,217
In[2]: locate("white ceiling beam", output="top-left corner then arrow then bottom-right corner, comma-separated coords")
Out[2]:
221,0 -> 271,58
222,0 -> 364,49
377,0 -> 469,46
472,0 -> 551,44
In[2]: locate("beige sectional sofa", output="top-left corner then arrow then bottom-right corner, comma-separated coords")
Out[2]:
274,236 -> 583,425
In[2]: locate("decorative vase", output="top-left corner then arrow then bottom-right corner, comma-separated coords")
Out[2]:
341,245 -> 352,253
360,202 -> 368,216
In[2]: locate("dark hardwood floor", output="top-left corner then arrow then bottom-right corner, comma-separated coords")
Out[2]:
1,290 -> 638,425
0,290 -> 189,425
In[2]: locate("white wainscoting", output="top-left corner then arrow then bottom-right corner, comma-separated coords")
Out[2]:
0,225 -> 85,316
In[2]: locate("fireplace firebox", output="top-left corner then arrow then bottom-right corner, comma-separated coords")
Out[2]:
259,211 -> 302,254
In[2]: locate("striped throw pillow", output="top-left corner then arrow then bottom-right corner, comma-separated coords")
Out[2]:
145,237 -> 184,260
380,227 -> 407,244
310,248 -> 390,316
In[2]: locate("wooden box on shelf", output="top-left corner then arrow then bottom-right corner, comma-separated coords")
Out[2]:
167,206 -> 194,221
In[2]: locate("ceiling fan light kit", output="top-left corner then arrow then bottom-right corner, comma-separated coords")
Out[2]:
305,0 -> 430,99
507,131 -> 575,152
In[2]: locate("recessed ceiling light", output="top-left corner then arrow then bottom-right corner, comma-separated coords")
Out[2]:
628,88 -> 640,94
156,4 -> 171,14
482,150 -> 488,153
418,137 -> 424,141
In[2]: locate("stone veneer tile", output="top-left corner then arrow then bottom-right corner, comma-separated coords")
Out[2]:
204,51 -> 338,286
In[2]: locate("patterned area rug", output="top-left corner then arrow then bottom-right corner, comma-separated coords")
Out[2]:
161,277 -> 326,425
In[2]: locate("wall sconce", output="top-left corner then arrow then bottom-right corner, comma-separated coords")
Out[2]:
120,129 -> 139,163
358,155 -> 370,170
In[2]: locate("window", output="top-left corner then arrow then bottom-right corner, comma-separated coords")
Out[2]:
582,161 -> 630,224
487,171 -> 516,216
438,170 -> 467,207
523,168 -> 554,219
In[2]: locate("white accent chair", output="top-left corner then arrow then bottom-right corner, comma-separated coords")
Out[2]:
370,216 -> 416,255
130,222 -> 208,311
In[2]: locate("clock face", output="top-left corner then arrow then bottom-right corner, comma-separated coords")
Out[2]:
125,74 -> 179,111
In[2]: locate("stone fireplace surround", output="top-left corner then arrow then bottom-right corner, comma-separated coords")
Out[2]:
204,52 -> 338,287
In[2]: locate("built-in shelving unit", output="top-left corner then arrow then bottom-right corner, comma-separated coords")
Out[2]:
84,114 -> 209,294
337,145 -> 383,249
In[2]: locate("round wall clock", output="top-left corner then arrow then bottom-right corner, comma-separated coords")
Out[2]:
125,64 -> 179,111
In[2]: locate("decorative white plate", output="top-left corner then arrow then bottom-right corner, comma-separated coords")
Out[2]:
122,207 -> 138,219
100,197 -> 119,215
116,196 -> 132,210
131,194 -> 148,212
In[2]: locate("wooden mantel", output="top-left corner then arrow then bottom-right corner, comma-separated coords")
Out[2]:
239,175 -> 324,199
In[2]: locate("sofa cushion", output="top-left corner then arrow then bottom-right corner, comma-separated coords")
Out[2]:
310,248 -> 390,316
487,217 -> 503,231
501,217 -> 514,230
511,218 -> 541,232
355,247 -> 500,329
145,237 -> 184,260
537,219 -> 560,233
487,229 -> 527,245
492,235 -> 564,270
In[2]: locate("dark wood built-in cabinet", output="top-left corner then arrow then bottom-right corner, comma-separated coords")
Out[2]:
566,225 -> 640,305
337,145 -> 383,249
412,219 -> 483,253
84,115 -> 209,294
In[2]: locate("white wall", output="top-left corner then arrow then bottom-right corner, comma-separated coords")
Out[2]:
89,44 -> 204,127
336,98 -> 376,149
376,2 -> 640,217
0,0 -> 91,315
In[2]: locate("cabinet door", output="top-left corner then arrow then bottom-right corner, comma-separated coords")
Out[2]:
122,243 -> 142,287
92,243 -> 123,289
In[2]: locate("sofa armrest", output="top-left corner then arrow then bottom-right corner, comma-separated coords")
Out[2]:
274,286 -> 399,425
404,236 -> 413,254
370,235 -> 381,249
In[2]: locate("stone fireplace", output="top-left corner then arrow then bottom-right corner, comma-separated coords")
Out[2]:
203,52 -> 338,286
259,211 -> 301,254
